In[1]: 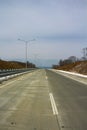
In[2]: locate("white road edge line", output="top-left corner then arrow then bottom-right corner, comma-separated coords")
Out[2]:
49,93 -> 58,115
0,77 -> 23,89
0,72 -> 34,89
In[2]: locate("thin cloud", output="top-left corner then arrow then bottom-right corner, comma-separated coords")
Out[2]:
0,0 -> 87,66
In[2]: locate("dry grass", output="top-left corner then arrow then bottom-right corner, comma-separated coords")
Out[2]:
57,61 -> 87,75
0,60 -> 34,69
0,60 -> 29,69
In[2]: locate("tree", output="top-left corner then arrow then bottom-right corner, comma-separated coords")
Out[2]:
59,59 -> 63,66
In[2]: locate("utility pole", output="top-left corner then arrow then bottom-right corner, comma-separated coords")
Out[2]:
83,47 -> 87,60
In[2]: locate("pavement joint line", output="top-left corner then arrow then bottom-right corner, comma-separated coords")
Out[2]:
49,93 -> 58,115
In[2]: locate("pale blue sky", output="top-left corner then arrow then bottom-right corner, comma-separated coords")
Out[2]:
0,0 -> 87,66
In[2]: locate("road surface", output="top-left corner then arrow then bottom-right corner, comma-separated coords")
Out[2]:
0,69 -> 87,130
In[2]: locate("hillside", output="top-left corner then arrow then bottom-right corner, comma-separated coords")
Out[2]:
56,61 -> 87,75
0,60 -> 36,69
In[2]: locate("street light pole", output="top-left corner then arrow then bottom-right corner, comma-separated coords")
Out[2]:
18,38 -> 35,68
25,41 -> 28,68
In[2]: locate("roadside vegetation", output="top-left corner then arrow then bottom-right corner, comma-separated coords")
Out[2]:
53,59 -> 87,75
52,48 -> 87,75
0,59 -> 36,69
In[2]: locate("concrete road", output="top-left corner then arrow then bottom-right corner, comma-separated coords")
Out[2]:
0,69 -> 59,130
46,69 -> 87,130
0,69 -> 87,130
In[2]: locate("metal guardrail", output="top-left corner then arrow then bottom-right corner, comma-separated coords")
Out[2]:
0,68 -> 37,83
0,68 -> 36,77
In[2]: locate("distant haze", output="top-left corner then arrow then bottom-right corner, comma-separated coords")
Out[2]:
0,0 -> 87,67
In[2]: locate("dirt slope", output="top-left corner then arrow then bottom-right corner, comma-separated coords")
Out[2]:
57,61 -> 87,75
0,60 -> 35,69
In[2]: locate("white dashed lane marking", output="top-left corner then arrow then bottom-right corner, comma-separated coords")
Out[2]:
49,93 -> 58,115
